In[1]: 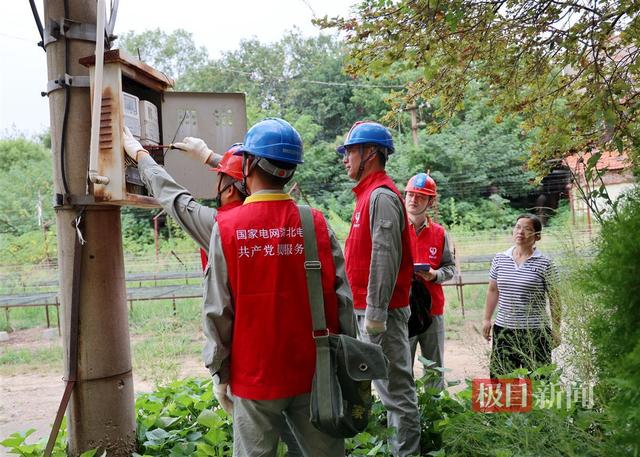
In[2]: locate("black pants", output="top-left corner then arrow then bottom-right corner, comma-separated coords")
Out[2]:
490,324 -> 552,378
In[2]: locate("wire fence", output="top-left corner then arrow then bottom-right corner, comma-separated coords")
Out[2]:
0,225 -> 597,329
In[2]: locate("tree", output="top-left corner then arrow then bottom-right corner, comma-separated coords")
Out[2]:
178,30 -> 399,139
0,137 -> 53,235
316,0 -> 640,176
118,29 -> 209,82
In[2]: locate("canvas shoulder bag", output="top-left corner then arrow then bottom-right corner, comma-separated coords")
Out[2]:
298,205 -> 388,438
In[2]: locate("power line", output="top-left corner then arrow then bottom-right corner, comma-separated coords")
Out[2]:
208,66 -> 406,89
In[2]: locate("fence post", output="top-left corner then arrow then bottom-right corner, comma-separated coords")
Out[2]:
4,307 -> 10,331
55,297 -> 60,335
45,303 -> 51,328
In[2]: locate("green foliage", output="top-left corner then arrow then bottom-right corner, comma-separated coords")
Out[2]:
0,137 -> 53,236
0,419 -> 68,456
118,29 -> 209,82
134,378 -> 234,456
385,87 -> 535,200
438,195 -> 521,231
0,366 -> 616,456
317,0 -> 640,176
0,229 -> 56,265
579,189 -> 640,452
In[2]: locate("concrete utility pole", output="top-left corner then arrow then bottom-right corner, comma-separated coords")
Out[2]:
43,0 -> 135,455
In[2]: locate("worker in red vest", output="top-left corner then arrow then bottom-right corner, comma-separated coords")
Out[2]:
405,173 -> 456,390
338,121 -> 420,457
123,129 -> 307,456
211,118 -> 355,456
198,145 -> 247,270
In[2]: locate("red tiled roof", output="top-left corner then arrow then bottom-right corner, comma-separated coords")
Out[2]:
564,150 -> 631,173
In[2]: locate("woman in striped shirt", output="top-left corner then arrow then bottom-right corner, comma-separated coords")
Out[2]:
482,214 -> 561,377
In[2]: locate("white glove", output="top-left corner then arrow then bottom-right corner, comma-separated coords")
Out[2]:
365,318 -> 386,336
122,127 -> 146,162
214,382 -> 233,415
173,137 -> 213,163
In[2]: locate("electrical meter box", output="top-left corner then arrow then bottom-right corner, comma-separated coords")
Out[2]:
80,49 -> 247,207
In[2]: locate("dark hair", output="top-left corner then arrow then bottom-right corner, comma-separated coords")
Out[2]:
516,213 -> 542,233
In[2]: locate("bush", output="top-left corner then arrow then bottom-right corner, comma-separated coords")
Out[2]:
579,189 -> 640,453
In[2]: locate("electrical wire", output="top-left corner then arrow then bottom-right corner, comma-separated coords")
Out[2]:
28,0 -> 44,46
214,66 -> 405,89
59,0 -> 71,198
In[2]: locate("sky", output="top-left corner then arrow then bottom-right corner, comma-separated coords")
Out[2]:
0,0 -> 355,137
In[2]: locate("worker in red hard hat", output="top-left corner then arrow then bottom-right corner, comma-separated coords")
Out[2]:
404,173 -> 456,390
199,144 -> 248,270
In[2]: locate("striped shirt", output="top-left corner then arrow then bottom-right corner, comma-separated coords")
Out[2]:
490,246 -> 559,329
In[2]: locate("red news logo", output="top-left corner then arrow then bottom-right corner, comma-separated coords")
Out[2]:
472,378 -> 533,413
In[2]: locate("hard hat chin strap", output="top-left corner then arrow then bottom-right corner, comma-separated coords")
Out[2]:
215,174 -> 234,208
356,145 -> 378,181
241,153 -> 259,196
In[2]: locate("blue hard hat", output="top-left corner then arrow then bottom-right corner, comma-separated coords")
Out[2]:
235,118 -> 303,164
336,121 -> 395,155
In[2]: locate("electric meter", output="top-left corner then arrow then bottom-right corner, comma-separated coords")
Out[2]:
122,92 -> 141,139
139,100 -> 159,145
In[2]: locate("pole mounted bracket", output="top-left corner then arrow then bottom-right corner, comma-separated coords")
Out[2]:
43,17 -> 116,49
42,74 -> 90,97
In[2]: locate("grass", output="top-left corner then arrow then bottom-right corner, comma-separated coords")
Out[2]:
0,342 -> 63,376
0,306 -> 59,332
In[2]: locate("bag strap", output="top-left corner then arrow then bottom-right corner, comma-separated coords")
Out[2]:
298,205 -> 333,422
298,204 -> 327,333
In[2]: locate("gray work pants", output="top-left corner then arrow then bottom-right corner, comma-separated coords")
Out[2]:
357,307 -> 421,457
232,393 -> 344,457
410,314 -> 445,390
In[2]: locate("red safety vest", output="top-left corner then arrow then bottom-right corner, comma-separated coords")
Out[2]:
199,200 -> 243,270
409,221 -> 446,315
345,171 -> 413,311
216,195 -> 340,400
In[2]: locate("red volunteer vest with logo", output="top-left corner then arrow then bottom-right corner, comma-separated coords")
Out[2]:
199,200 -> 243,270
409,221 -> 446,315
345,171 -> 413,311
216,197 -> 340,400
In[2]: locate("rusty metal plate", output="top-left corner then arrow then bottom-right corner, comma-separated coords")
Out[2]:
162,92 -> 247,199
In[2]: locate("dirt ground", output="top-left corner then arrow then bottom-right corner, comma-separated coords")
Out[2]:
0,323 -> 488,454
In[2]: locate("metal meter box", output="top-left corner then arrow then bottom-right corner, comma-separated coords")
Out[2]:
80,49 -> 246,207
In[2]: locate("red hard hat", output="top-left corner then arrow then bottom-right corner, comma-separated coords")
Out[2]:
212,143 -> 244,181
406,172 -> 437,196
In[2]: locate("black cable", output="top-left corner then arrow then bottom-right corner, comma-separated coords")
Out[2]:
59,0 -> 71,198
28,0 -> 44,46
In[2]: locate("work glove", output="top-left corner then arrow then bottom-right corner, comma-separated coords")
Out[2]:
122,127 -> 146,162
365,318 -> 386,336
214,382 -> 233,415
173,137 -> 214,164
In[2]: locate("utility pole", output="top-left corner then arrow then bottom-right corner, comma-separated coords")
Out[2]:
410,106 -> 419,147
43,1 -> 135,455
